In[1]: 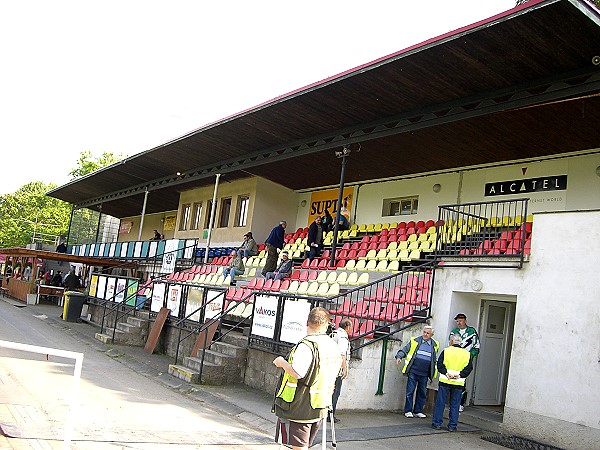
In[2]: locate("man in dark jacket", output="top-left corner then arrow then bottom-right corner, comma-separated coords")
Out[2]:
262,220 -> 286,277
307,216 -> 323,261
395,325 -> 439,418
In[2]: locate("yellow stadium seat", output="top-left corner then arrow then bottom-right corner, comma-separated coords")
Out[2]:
364,259 -> 377,271
353,259 -> 366,271
326,271 -> 338,283
408,249 -> 421,260
407,234 -> 418,242
282,280 -> 299,294
317,271 -> 328,283
417,233 -> 428,242
398,241 -> 409,250
360,249 -> 377,260
366,223 -> 375,233
375,249 -> 388,260
358,224 -> 367,232
346,271 -> 359,285
297,281 -> 309,295
336,271 -> 348,285
398,249 -> 410,261
307,282 -> 319,296
386,249 -> 399,260
326,283 -> 340,297
375,260 -> 388,272
408,241 -> 420,251
344,259 -> 357,271
387,260 -> 400,272
316,283 -> 329,297
350,223 -> 359,231
357,273 -> 370,285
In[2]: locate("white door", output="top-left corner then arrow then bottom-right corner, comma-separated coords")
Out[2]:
473,300 -> 514,405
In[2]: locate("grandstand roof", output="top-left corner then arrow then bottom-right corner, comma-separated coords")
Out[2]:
47,0 -> 600,218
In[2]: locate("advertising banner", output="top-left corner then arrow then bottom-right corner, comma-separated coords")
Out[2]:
185,287 -> 204,322
89,275 -> 98,297
105,277 -> 116,301
96,276 -> 107,300
161,239 -> 179,273
125,279 -> 139,307
251,295 -> 279,339
166,284 -> 182,316
308,187 -> 354,225
205,289 -> 224,320
151,283 -> 166,313
115,278 -> 127,303
280,300 -> 311,344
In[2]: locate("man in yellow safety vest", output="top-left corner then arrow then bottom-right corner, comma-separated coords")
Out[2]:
431,333 -> 473,431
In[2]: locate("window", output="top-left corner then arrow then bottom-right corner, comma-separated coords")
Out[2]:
204,200 -> 215,229
191,202 -> 202,230
179,204 -> 191,231
235,195 -> 250,227
219,198 -> 232,228
382,196 -> 419,216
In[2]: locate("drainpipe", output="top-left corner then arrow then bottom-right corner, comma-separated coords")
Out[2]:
375,337 -> 389,395
204,174 -> 221,264
138,189 -> 149,241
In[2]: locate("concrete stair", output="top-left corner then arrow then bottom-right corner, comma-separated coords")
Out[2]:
168,330 -> 248,385
95,314 -> 150,346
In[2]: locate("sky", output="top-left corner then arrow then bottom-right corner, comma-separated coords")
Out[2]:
0,0 -> 517,195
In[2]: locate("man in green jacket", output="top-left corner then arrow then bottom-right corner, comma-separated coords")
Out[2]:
395,325 -> 439,418
449,313 -> 480,411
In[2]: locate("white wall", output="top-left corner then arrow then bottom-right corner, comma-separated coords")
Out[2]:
429,210 -> 600,449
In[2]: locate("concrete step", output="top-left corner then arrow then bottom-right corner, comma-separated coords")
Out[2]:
211,340 -> 247,359
184,350 -> 240,370
168,364 -> 199,383
458,406 -> 503,433
179,358 -> 229,385
126,316 -> 149,328
220,331 -> 248,348
116,321 -> 145,336
95,329 -> 145,346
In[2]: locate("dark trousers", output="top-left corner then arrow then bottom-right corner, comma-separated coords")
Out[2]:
331,375 -> 343,415
432,383 -> 463,430
404,372 -> 428,414
262,244 -> 278,276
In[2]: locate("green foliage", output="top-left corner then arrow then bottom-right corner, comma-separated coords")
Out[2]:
69,151 -> 125,179
0,182 -> 71,248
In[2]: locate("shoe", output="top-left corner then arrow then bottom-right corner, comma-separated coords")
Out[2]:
333,417 -> 340,423
404,412 -> 413,418
230,282 -> 236,286
431,424 -> 442,430
414,412 -> 426,418
459,405 -> 464,412
447,427 -> 456,432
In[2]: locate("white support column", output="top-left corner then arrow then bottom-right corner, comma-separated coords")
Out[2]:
204,174 -> 221,264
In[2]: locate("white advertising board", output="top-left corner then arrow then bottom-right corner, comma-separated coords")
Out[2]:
166,284 -> 182,316
96,276 -> 107,300
280,300 -> 310,344
205,289 -> 224,320
151,283 -> 166,312
251,295 -> 278,339
161,239 -> 179,273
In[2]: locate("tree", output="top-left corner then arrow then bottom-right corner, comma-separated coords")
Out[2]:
69,151 -> 125,179
0,182 -> 71,248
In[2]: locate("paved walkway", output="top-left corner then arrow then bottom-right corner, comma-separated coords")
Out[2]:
0,299 -> 505,449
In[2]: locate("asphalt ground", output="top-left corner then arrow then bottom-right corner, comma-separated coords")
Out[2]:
0,297 -> 506,449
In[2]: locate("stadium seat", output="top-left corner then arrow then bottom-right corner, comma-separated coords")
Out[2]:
296,281 -> 309,295
326,283 -> 340,297
346,272 -> 359,285
316,282 -> 329,297
282,280 -> 299,294
306,282 -> 319,296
